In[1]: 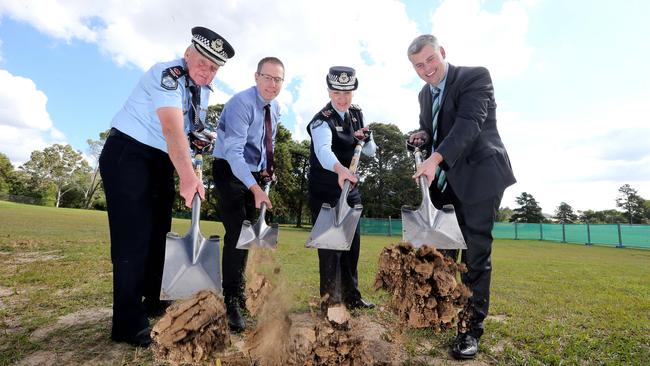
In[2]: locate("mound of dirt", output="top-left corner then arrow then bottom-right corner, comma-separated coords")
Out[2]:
151,290 -> 230,364
374,243 -> 472,331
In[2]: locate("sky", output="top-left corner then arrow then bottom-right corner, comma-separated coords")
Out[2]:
1,0 -> 649,215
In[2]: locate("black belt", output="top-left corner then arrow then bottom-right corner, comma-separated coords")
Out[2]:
109,128 -> 138,143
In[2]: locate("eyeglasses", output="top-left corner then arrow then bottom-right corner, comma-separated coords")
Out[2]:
257,73 -> 284,84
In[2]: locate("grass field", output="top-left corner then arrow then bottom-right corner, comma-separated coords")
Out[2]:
1,200 -> 649,365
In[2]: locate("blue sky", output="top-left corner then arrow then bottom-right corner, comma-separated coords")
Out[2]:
1,0 -> 649,214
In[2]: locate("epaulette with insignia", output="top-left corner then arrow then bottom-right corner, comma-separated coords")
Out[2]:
350,104 -> 362,111
320,108 -> 334,118
161,66 -> 187,90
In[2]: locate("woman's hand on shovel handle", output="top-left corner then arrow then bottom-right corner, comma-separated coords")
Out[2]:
334,162 -> 358,189
412,152 -> 444,188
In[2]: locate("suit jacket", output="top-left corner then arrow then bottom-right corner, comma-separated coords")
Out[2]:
418,64 -> 516,205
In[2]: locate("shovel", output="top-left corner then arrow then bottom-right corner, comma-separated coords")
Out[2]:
306,137 -> 366,251
236,178 -> 279,249
160,154 -> 222,300
401,144 -> 467,249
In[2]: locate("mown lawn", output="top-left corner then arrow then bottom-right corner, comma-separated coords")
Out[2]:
0,200 -> 649,365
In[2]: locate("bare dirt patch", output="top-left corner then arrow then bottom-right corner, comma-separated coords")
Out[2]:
374,243 -> 471,331
29,307 -> 112,341
12,250 -> 64,264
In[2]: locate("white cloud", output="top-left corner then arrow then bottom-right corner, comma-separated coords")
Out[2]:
0,70 -> 65,165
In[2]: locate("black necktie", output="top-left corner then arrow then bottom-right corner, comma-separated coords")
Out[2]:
264,104 -> 274,175
188,85 -> 203,132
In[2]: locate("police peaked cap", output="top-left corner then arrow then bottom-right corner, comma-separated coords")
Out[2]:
191,26 -> 235,66
326,66 -> 358,91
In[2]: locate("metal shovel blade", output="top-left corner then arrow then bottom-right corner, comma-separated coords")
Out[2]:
401,146 -> 466,249
236,182 -> 279,250
160,193 -> 221,300
236,217 -> 279,250
306,181 -> 363,251
402,202 -> 466,249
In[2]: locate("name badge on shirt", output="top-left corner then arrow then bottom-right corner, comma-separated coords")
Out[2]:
335,126 -> 343,132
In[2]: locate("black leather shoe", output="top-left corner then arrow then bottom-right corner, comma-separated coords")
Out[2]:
226,300 -> 246,333
111,327 -> 152,347
452,333 -> 478,360
347,298 -> 375,310
145,300 -> 172,318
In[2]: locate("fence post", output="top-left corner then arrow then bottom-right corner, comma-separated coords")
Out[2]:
617,223 -> 624,248
514,223 -> 518,240
562,223 -> 566,243
586,223 -> 592,245
539,223 -> 543,241
388,216 -> 392,237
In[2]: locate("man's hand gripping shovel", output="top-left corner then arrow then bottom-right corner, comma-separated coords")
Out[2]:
160,154 -> 222,300
236,176 -> 279,250
401,141 -> 467,249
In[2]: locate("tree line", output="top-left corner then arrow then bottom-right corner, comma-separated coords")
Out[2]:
1,104 -> 649,225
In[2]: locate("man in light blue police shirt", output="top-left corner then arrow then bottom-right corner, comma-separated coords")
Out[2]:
99,26 -> 234,347
212,56 -> 284,332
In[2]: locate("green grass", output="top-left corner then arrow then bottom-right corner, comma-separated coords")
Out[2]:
1,200 -> 649,365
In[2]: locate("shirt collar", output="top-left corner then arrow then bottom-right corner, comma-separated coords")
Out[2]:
429,63 -> 449,95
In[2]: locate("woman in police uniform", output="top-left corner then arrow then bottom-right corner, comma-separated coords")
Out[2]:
307,66 -> 377,312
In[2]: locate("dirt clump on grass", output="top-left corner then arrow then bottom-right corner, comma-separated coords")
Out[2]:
151,290 -> 230,364
374,242 -> 472,331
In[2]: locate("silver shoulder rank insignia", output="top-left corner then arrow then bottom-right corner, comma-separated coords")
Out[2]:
350,104 -> 361,111
321,109 -> 333,118
160,66 -> 187,90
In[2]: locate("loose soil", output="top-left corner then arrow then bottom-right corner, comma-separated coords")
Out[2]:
374,243 -> 472,331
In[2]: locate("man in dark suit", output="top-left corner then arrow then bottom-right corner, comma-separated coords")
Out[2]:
407,34 -> 516,360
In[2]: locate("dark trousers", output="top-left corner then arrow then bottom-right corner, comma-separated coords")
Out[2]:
212,159 -> 255,301
435,185 -> 502,338
99,129 -> 175,337
309,183 -> 362,305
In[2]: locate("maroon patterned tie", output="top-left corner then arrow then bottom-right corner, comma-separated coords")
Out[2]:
264,104 -> 274,175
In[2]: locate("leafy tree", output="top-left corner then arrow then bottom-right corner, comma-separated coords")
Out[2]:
286,140 -> 310,227
615,184 -> 646,224
358,122 -> 419,218
496,206 -> 514,222
0,153 -> 14,193
83,130 -> 109,209
554,202 -> 578,223
510,192 -> 545,223
578,209 -> 626,224
19,144 -> 90,207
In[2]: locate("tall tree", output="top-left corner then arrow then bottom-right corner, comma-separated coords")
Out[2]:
83,130 -> 109,209
578,209 -> 626,224
554,202 -> 578,223
287,140 -> 310,227
496,206 -> 514,222
19,144 -> 90,207
358,122 -> 419,218
510,192 -> 545,223
0,153 -> 14,193
615,184 -> 646,224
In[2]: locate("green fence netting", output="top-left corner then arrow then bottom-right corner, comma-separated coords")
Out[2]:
358,218 -> 650,249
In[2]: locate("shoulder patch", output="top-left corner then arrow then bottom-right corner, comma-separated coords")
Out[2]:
311,119 -> 325,129
350,104 -> 362,111
160,66 -> 187,90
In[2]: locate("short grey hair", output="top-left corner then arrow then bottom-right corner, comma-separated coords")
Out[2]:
407,34 -> 440,56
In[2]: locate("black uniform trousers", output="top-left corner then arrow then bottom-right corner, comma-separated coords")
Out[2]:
99,128 -> 175,337
212,158 -> 256,301
434,185 -> 503,338
309,183 -> 363,305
